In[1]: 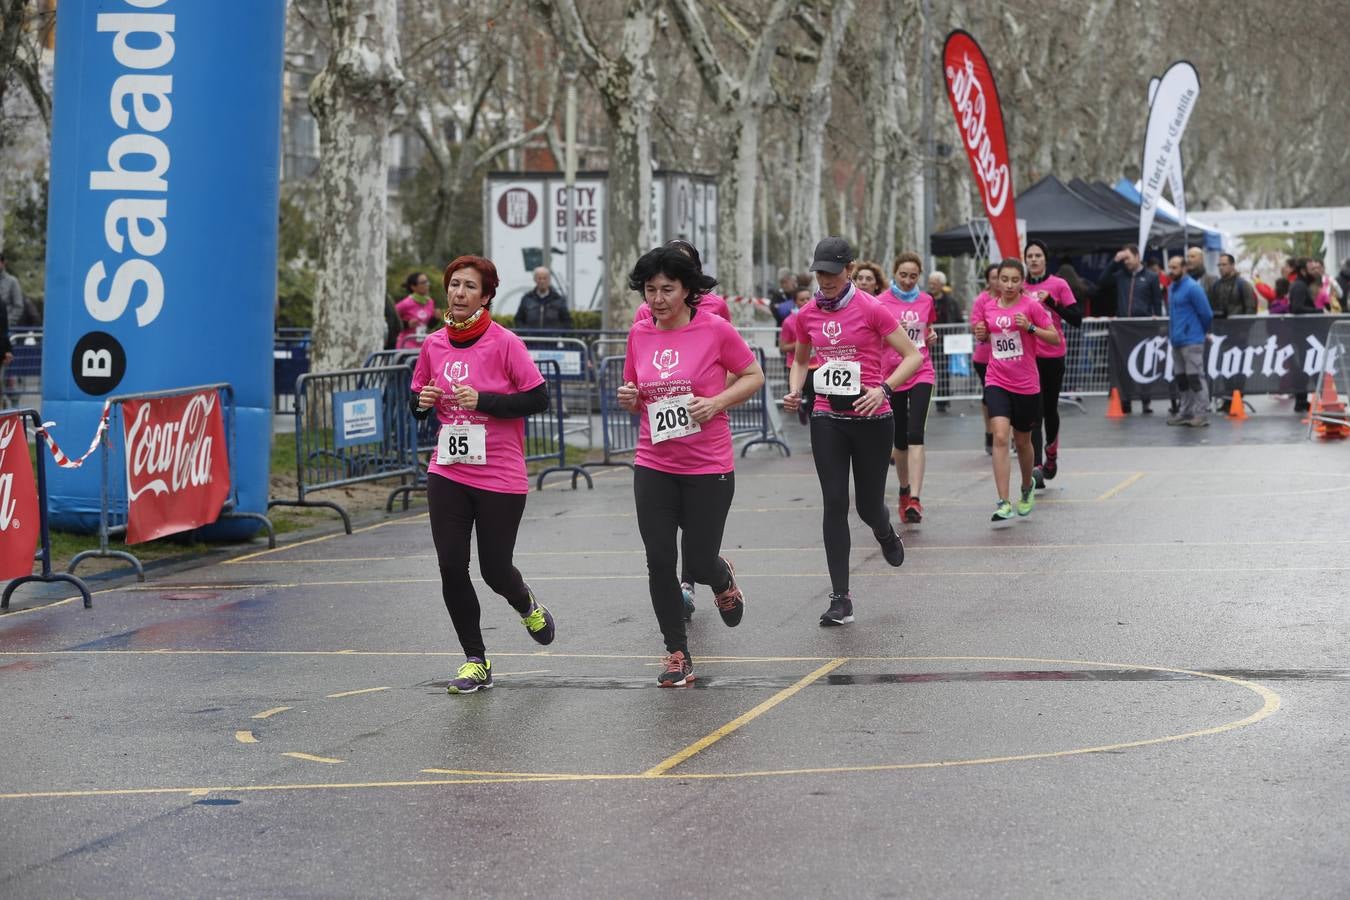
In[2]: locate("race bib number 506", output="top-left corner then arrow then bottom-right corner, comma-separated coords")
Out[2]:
992,330 -> 1024,361
648,394 -> 701,444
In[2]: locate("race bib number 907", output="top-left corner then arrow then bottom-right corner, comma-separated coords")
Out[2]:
813,360 -> 861,396
648,394 -> 701,444
437,423 -> 487,465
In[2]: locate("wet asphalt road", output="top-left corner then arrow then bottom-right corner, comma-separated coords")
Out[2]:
2,397 -> 1348,898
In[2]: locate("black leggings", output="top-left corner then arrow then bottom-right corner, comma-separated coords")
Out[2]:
634,466 -> 735,654
1032,356 -> 1066,464
890,382 -> 933,450
426,472 -> 532,659
810,415 -> 895,595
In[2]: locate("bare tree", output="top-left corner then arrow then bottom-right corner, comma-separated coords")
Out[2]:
528,0 -> 659,327
307,0 -> 405,371
0,0 -> 54,248
667,0 -> 797,304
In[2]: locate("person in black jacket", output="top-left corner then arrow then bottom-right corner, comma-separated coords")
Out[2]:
1287,258 -> 1323,413
514,267 -> 573,332
1098,245 -> 1162,413
0,309 -> 12,408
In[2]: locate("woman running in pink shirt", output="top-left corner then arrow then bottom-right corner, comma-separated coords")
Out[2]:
971,258 -> 1060,523
1023,239 -> 1082,487
970,263 -> 999,455
618,245 -> 765,687
395,271 -> 438,349
410,255 -> 555,694
783,237 -> 924,627
875,251 -> 939,524
631,240 -> 732,325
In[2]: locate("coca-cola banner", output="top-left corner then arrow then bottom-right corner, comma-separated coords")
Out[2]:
0,414 -> 41,580
1108,315 -> 1347,399
121,390 -> 231,545
942,30 -> 1020,260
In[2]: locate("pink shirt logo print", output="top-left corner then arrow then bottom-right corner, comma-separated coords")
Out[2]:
822,321 -> 844,345
444,360 -> 471,384
995,314 -> 1013,330
653,349 -> 681,380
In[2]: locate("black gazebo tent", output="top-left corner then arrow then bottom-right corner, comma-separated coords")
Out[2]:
929,175 -> 1207,257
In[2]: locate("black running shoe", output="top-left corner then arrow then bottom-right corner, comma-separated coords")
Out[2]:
819,593 -> 854,626
657,650 -> 695,687
879,527 -> 905,566
712,558 -> 744,627
1032,465 -> 1046,490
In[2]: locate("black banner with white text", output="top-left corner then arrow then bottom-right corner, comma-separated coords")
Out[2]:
1108,315 -> 1348,398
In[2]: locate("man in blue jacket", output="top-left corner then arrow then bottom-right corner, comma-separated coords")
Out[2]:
1165,255 -> 1214,427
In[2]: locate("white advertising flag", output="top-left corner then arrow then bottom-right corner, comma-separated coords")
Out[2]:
1139,62 -> 1199,253
1147,75 -> 1189,243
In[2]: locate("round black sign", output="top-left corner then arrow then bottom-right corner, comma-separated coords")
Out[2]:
70,331 -> 127,396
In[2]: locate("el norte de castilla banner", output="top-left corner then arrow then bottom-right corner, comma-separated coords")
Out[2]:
1108,316 -> 1347,399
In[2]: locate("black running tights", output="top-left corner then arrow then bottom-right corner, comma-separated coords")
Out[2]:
426,472 -> 532,659
809,415 -> 895,596
1032,356 -> 1066,465
633,466 -> 735,654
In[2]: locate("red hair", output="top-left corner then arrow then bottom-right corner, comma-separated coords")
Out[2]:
443,255 -> 499,301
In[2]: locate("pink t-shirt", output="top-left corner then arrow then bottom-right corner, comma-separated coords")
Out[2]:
793,289 -> 901,418
632,291 -> 733,325
410,322 -> 546,494
1025,274 -> 1076,359
395,295 -> 437,349
971,291 -> 995,364
972,293 -> 1054,395
876,289 -> 936,390
624,311 -> 756,476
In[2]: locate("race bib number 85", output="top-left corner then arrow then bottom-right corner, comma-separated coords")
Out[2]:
437,423 -> 487,465
648,394 -> 701,444
813,360 -> 862,396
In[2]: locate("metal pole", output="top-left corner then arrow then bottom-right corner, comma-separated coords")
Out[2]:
921,0 -> 936,272
564,67 -> 578,316
759,172 -> 769,299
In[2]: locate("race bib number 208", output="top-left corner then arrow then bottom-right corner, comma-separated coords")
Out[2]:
647,394 -> 701,444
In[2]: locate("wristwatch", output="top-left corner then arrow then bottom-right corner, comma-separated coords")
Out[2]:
879,383 -> 894,400
1026,322 -> 1036,334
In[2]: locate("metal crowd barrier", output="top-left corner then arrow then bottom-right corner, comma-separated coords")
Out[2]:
590,356 -> 638,469
1309,318 -> 1350,438
728,347 -> 790,456
1,408 -> 93,610
274,331 -> 313,416
524,360 -> 593,490
1,327 -> 43,409
269,365 -> 420,534
926,318 -> 1113,404
69,383 -> 276,579
522,337 -> 597,445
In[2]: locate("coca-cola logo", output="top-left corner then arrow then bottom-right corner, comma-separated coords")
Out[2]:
0,418 -> 19,533
946,52 -> 1011,217
126,393 -> 218,502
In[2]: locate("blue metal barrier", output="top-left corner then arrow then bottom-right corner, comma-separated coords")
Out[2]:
0,408 -> 93,610
589,356 -> 638,470
274,332 -> 312,415
728,347 -> 791,457
67,384 -> 276,579
525,360 -> 593,490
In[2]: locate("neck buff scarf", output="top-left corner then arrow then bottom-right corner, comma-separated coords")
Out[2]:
1026,270 -> 1049,285
814,281 -> 856,313
889,280 -> 921,302
446,306 -> 492,342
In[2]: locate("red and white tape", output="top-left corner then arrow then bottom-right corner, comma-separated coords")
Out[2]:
726,295 -> 772,308
37,401 -> 112,469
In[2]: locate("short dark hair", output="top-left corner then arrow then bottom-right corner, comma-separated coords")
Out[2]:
1219,253 -> 1236,266
403,271 -> 427,293
664,239 -> 703,271
1122,244 -> 1140,258
443,255 -> 499,301
891,251 -> 923,273
628,246 -> 718,307
984,263 -> 1000,280
997,257 -> 1026,277
1275,277 -> 1289,297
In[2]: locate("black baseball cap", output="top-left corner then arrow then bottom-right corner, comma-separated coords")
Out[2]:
809,236 -> 854,274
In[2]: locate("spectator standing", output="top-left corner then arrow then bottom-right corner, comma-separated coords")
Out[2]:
1337,259 -> 1350,308
514,267 -> 573,332
1288,258 -> 1323,414
1186,247 -> 1218,298
1164,256 -> 1213,428
1210,253 -> 1256,318
1268,278 -> 1291,315
770,269 -> 797,325
0,252 -> 24,327
1098,244 -> 1162,414
1308,259 -> 1343,312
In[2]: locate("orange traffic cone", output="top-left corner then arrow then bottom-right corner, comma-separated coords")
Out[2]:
1106,387 -> 1126,419
1227,390 -> 1247,420
1319,372 -> 1341,409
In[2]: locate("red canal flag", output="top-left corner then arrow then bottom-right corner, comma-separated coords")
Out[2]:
122,389 -> 231,545
0,414 -> 41,580
942,30 -> 1020,260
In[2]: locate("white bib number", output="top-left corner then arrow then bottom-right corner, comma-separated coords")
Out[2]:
437,423 -> 487,465
648,394 -> 701,444
992,330 -> 1024,361
813,360 -> 862,395
904,324 -> 926,346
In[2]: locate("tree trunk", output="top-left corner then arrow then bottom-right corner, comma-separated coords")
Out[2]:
602,91 -> 653,327
308,0 -> 404,372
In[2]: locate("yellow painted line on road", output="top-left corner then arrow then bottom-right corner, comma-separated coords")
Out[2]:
252,707 -> 291,720
1098,472 -> 1146,501
281,752 -> 343,765
224,514 -> 429,565
643,658 -> 848,777
234,730 -> 259,744
325,686 -> 390,699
